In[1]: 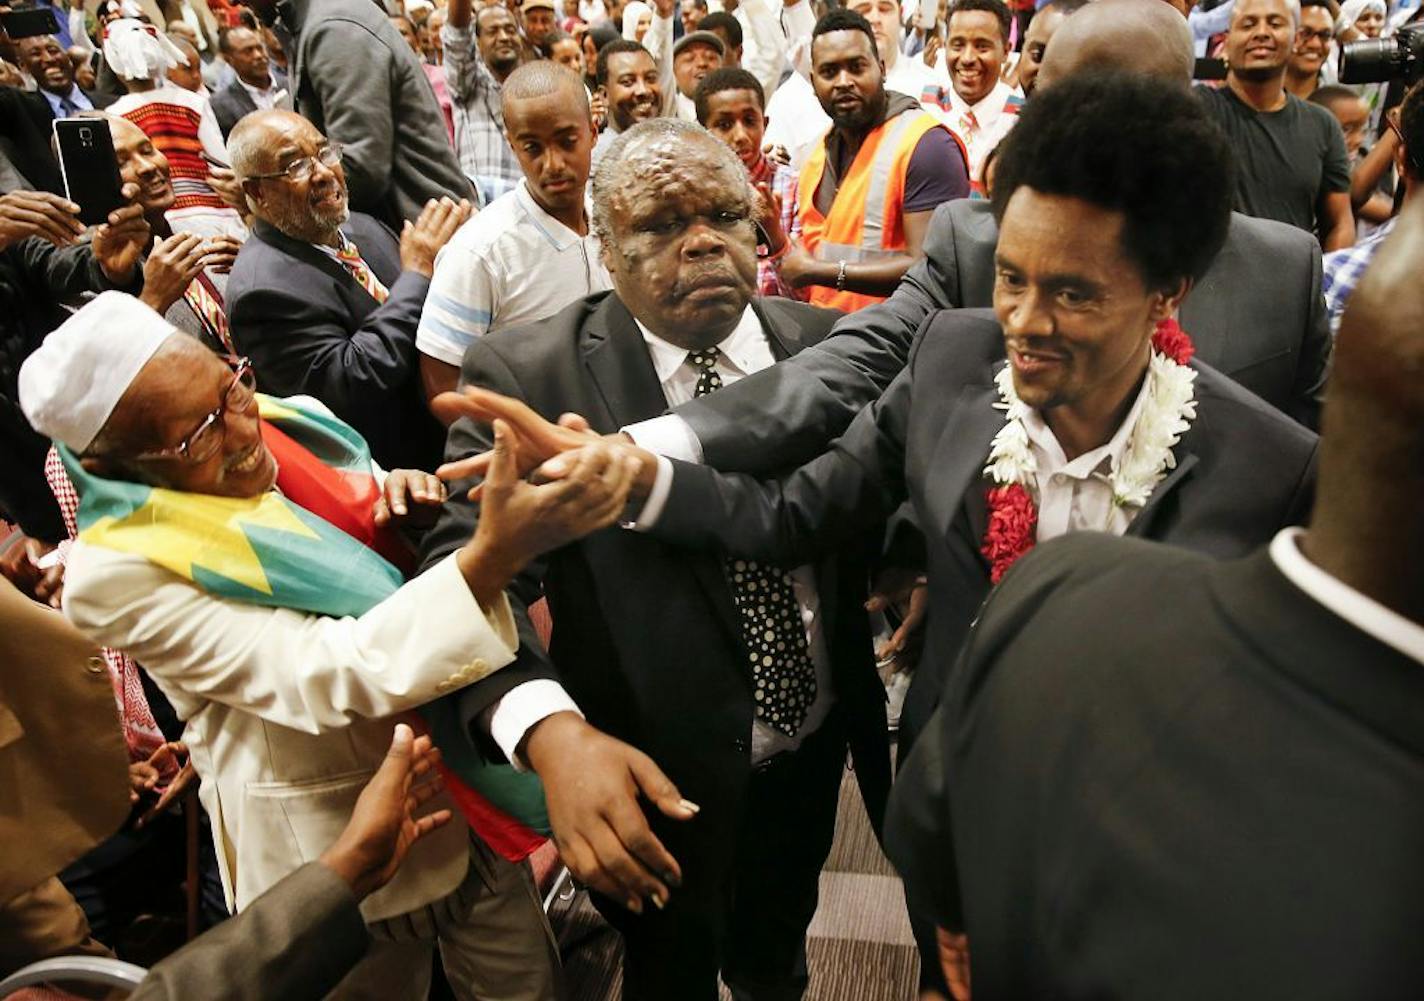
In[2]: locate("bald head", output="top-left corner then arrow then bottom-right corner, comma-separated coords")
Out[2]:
1037,0 -> 1195,91
501,59 -> 590,116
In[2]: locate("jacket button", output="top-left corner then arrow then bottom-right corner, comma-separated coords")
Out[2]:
86,655 -> 106,675
732,737 -> 748,754
471,658 -> 489,675
435,680 -> 454,694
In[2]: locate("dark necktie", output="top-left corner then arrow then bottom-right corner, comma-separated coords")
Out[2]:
57,95 -> 79,117
688,347 -> 818,737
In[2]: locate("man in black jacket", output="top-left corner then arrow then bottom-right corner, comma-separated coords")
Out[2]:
884,186 -> 1424,1001
225,110 -> 469,472
422,119 -> 890,1001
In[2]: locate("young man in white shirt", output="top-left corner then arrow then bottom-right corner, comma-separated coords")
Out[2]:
416,62 -> 611,401
935,0 -> 1021,187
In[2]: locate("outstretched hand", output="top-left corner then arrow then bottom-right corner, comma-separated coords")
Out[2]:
318,723 -> 453,900
432,386 -> 619,492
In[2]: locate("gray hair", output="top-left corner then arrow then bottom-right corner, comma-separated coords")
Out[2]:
590,118 -> 753,247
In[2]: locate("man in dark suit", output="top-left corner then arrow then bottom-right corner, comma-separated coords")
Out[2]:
0,34 -> 116,194
618,0 -> 1328,485
225,110 -> 470,471
208,25 -> 290,139
243,0 -> 476,226
422,119 -> 891,1001
884,190 -> 1424,1001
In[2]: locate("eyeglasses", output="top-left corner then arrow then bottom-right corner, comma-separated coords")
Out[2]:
1296,27 -> 1334,43
132,357 -> 257,465
246,142 -> 343,183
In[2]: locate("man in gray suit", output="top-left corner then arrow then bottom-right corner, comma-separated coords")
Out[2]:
244,0 -> 475,227
621,0 -> 1329,480
208,25 -> 289,138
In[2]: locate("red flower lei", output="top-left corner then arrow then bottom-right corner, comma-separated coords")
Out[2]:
979,318 -> 1194,584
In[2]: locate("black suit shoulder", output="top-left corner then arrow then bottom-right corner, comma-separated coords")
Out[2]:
907,307 -> 1003,382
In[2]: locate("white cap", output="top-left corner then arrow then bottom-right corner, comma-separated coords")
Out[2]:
19,291 -> 180,454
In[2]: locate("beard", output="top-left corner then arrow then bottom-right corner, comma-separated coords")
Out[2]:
827,88 -> 887,131
267,196 -> 349,243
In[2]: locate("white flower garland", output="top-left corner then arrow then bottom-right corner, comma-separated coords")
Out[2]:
983,348 -> 1198,513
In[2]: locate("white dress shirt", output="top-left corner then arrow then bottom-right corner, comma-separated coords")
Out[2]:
1021,375 -> 1151,543
1270,529 -> 1424,665
237,75 -> 284,111
937,77 -> 1020,184
490,306 -> 835,766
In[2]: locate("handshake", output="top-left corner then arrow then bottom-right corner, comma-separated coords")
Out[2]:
430,388 -> 659,608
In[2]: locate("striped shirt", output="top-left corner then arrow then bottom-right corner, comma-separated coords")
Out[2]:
416,179 -> 611,366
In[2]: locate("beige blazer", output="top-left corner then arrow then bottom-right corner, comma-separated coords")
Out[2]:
0,579 -> 130,904
63,547 -> 518,922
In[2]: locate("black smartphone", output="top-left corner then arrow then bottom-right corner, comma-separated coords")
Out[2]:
52,117 -> 125,227
0,6 -> 62,39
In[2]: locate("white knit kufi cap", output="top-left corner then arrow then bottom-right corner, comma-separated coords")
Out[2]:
19,291 -> 179,454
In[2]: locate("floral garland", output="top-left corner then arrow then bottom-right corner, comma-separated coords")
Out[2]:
980,319 -> 1198,583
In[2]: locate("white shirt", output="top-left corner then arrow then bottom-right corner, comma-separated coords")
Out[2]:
415,179 -> 610,365
1021,374 -> 1152,542
937,77 -> 1020,184
490,306 -> 835,766
1270,529 -> 1424,666
237,75 -> 284,111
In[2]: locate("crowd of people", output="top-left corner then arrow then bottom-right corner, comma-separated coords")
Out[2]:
1,0 -> 1421,997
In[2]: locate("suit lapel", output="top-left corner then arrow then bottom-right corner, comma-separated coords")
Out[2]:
1179,237 -> 1233,371
579,295 -> 671,428
253,219 -> 363,293
753,298 -> 811,361
1126,451 -> 1198,540
925,378 -> 1002,549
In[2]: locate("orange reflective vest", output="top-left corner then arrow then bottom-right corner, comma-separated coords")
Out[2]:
797,108 -> 955,313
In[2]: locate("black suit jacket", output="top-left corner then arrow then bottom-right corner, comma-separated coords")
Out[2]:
210,70 -> 290,138
225,213 -> 446,471
0,87 -> 115,195
651,310 -> 1318,745
885,532 -> 1424,1000
674,201 -> 1331,475
419,292 -> 891,905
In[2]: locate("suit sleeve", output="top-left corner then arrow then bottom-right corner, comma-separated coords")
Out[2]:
227,266 -> 430,440
676,223 -> 955,471
63,548 -> 518,735
649,361 -> 913,567
1292,236 -> 1331,430
129,863 -> 368,1001
302,19 -> 398,215
417,339 -> 562,741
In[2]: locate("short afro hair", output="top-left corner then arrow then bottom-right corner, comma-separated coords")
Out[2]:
990,71 -> 1233,291
693,66 -> 764,123
698,11 -> 742,48
811,8 -> 879,61
596,37 -> 652,86
1399,79 -> 1424,178
949,0 -> 1011,44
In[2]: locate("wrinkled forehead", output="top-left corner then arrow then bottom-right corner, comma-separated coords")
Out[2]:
608,138 -> 748,218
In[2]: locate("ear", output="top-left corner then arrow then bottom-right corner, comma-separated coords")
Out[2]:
240,177 -> 263,208
1152,277 -> 1193,323
1395,140 -> 1411,182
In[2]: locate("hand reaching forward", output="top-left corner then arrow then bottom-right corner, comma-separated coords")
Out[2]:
523,712 -> 699,913
455,419 -> 642,606
373,468 -> 447,528
318,723 -> 453,900
432,386 -> 628,489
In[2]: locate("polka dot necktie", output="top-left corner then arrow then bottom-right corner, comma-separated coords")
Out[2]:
688,347 -> 818,737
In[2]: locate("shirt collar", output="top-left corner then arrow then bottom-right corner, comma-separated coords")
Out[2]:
1270,528 -> 1424,666
634,305 -> 761,386
1019,368 -> 1153,480
947,78 -> 1014,119
237,75 -> 276,101
513,178 -> 590,253
42,83 -> 86,113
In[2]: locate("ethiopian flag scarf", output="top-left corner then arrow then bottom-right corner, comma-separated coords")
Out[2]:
59,394 -> 548,861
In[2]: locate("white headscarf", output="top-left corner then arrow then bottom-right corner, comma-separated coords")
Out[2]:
102,17 -> 186,82
1338,0 -> 1388,35
622,1 -> 651,40
19,292 -> 180,454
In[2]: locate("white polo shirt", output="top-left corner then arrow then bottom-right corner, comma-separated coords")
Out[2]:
415,179 -> 611,365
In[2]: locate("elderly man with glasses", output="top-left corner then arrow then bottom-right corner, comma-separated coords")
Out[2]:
224,109 -> 473,472
17,290 -> 640,999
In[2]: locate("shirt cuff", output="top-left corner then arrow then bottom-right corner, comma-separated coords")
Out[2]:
622,414 -> 703,463
623,453 -> 674,533
489,679 -> 583,770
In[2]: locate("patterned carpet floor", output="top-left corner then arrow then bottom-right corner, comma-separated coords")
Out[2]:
549,759 -> 920,1000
